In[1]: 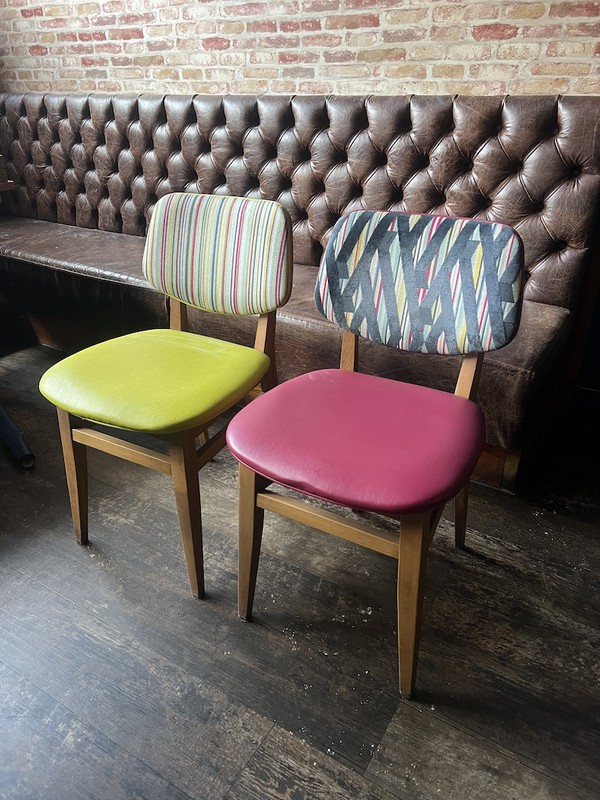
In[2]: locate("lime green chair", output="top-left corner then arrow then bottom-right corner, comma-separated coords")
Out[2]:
40,192 -> 293,598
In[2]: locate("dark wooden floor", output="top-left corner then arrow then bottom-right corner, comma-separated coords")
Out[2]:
1,342 -> 598,800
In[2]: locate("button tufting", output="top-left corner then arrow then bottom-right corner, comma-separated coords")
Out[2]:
4,92 -> 600,288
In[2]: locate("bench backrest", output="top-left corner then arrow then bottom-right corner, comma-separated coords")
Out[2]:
1,92 -> 599,312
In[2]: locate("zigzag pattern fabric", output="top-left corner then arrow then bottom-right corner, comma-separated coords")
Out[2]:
143,192 -> 292,316
314,210 -> 523,355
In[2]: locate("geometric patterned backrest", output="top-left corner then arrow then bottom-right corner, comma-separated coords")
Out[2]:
314,210 -> 524,355
143,192 -> 293,316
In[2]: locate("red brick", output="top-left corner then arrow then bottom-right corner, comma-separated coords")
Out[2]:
280,18 -> 321,32
39,18 -> 69,28
323,49 -> 356,62
95,43 -> 122,54
29,44 -> 48,56
82,56 -> 109,67
108,28 -> 144,40
70,44 -> 94,54
222,3 -> 267,16
203,36 -> 232,50
79,31 -> 107,42
382,28 -> 427,43
282,66 -> 315,78
147,40 -> 170,52
98,81 -> 122,92
345,0 -> 386,6
326,13 -> 379,29
302,33 -> 343,47
546,40 -> 593,57
472,24 -> 519,40
111,56 -> 133,67
263,35 -> 300,48
298,80 -> 334,93
301,0 -> 340,11
566,22 -> 600,35
522,24 -> 564,37
226,38 -> 258,49
431,25 -> 467,40
21,6 -> 43,17
248,20 -> 277,33
91,16 -> 117,27
278,51 -> 319,63
119,13 -> 155,25
550,2 -> 600,17
357,47 -> 406,63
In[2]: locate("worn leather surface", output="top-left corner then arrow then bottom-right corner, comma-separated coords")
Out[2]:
0,216 -> 147,285
1,92 -> 599,451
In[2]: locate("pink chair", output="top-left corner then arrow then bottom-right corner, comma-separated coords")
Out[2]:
226,210 -> 524,697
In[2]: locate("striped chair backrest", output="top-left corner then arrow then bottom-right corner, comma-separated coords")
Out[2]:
314,210 -> 524,355
143,193 -> 293,316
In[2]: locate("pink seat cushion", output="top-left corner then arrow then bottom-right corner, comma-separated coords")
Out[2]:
226,369 -> 486,515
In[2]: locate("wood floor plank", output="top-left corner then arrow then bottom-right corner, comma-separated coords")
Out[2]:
0,556 -> 274,798
366,703 -> 587,800
0,661 -> 197,800
226,725 -> 396,800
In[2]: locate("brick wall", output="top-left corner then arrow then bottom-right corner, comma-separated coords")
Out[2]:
0,0 -> 599,95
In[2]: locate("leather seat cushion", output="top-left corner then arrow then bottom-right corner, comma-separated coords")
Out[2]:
39,329 -> 269,434
226,368 -> 486,514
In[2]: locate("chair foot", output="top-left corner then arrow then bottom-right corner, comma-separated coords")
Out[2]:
169,432 -> 205,599
397,512 -> 431,697
56,409 -> 89,545
238,464 -> 267,620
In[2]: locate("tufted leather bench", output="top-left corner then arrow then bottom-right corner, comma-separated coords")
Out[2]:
1,92 -> 599,489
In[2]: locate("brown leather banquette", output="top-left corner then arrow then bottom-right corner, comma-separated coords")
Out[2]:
1,92 -> 599,489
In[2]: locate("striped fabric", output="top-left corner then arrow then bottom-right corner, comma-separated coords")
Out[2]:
143,193 -> 292,316
314,211 -> 523,355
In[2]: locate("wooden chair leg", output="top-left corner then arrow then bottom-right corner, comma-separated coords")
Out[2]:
56,408 -> 89,545
169,431 -> 205,599
238,463 -> 268,620
397,511 -> 431,698
254,311 -> 278,392
454,482 -> 469,549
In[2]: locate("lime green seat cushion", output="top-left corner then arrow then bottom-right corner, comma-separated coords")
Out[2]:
39,329 -> 270,434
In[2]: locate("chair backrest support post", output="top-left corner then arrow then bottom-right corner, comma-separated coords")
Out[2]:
169,298 -> 188,332
254,311 -> 278,391
455,353 -> 484,402
340,330 -> 359,372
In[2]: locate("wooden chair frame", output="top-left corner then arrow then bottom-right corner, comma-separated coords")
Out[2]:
57,300 -> 279,599
238,330 -> 484,697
